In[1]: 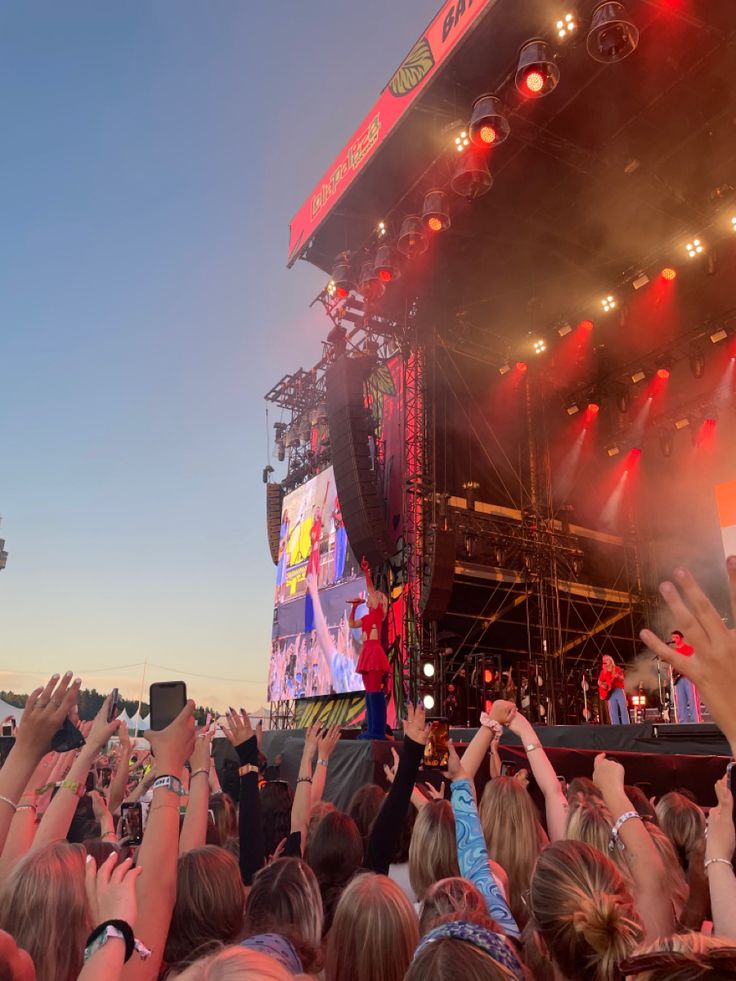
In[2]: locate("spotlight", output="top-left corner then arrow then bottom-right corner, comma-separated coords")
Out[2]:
710,328 -> 728,344
515,39 -> 560,98
659,432 -> 673,458
731,216 -> 736,230
468,94 -> 511,148
607,445 -> 621,457
557,322 -> 573,337
533,339 -> 546,355
656,367 -> 670,380
632,272 -> 650,290
631,370 -> 646,384
450,149 -> 493,199
374,244 -> 401,283
674,417 -> 690,430
689,347 -> 705,378
422,189 -> 451,233
422,662 -> 436,679
566,402 -> 580,416
326,280 -> 337,297
556,13 -> 576,38
422,693 -> 436,710
499,363 -> 511,375
397,215 -> 428,258
661,267 -> 677,281
587,2 -> 639,63
587,401 -> 600,416
454,130 -> 470,152
601,295 -> 616,312
331,252 -> 356,298
579,319 -> 594,332
686,239 -> 704,258
516,361 -> 528,372
357,260 -> 385,302
377,220 -> 387,238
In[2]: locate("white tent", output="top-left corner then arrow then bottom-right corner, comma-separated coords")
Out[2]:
0,699 -> 23,726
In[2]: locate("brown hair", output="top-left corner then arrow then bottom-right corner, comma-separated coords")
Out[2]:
173,945 -> 295,980
419,877 -> 488,935
324,873 -> 419,981
305,810 -> 363,933
645,824 -> 688,923
527,840 -> 643,981
209,793 -> 237,846
306,800 -> 336,853
244,857 -> 323,973
409,800 -> 460,901
165,847 -> 245,969
0,841 -> 89,981
348,784 -> 384,849
479,776 -> 547,927
655,793 -> 705,871
406,913 -> 520,981
620,933 -> 736,981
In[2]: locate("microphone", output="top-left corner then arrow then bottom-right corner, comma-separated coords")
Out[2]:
666,640 -> 676,647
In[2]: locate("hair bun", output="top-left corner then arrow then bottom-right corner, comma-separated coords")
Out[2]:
572,894 -> 622,953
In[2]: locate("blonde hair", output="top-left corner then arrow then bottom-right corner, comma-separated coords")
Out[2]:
655,793 -> 705,870
406,936 -> 519,981
324,873 -> 419,981
419,877 -> 487,935
409,800 -> 460,901
165,847 -> 245,969
645,824 -> 688,922
565,794 -> 631,880
479,776 -> 547,927
172,946 -> 295,981
209,793 -> 237,845
0,841 -> 89,981
528,840 -> 643,981
622,933 -> 736,981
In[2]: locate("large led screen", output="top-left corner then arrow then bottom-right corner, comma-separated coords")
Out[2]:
716,480 -> 736,560
268,466 -> 367,701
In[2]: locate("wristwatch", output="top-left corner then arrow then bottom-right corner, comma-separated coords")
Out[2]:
152,775 -> 185,796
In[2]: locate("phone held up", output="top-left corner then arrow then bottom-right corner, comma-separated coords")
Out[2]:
149,682 -> 187,731
423,718 -> 450,769
727,760 -> 736,827
107,688 -> 121,724
121,801 -> 143,846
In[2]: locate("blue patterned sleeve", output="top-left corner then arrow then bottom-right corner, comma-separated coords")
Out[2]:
450,778 -> 520,939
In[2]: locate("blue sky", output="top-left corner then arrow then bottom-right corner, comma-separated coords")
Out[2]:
0,0 -> 436,710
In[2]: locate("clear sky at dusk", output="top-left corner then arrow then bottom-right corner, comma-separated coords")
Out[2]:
0,0 -> 435,711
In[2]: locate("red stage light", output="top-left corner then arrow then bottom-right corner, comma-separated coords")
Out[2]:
579,319 -> 594,332
335,286 -> 348,299
516,361 -> 528,372
656,367 -> 670,379
630,448 -> 641,460
587,402 -> 600,416
378,269 -> 392,283
427,216 -> 443,233
525,70 -> 545,94
479,124 -> 497,145
661,267 -> 677,281
704,418 -> 716,428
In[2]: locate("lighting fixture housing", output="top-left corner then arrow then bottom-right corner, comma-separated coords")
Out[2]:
587,2 -> 639,63
468,94 -> 511,147
422,189 -> 451,232
515,39 -> 560,98
397,215 -> 428,258
450,149 -> 493,199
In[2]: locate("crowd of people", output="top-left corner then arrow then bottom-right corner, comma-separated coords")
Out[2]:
0,559 -> 735,980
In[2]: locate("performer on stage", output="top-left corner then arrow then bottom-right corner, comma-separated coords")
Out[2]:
304,486 -> 329,632
332,495 -> 347,583
349,557 -> 390,741
671,630 -> 701,723
598,655 -> 629,725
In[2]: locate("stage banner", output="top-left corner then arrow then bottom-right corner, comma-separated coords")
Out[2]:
716,480 -> 736,559
287,0 -> 497,266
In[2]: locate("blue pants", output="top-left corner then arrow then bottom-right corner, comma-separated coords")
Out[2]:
675,677 -> 699,723
607,688 -> 630,725
335,526 -> 347,581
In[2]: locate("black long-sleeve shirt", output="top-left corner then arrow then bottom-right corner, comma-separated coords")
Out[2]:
235,735 -> 265,885
365,735 -> 425,875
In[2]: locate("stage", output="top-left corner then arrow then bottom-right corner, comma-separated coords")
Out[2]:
255,723 -> 731,813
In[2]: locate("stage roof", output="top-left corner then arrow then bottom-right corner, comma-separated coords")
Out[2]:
288,0 -> 736,361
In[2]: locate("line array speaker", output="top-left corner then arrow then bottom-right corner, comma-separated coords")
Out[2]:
325,356 -> 392,568
420,526 -> 456,620
266,482 -> 285,564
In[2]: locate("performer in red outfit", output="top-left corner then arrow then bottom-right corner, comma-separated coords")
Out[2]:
349,557 -> 389,740
597,655 -> 629,725
671,630 -> 701,723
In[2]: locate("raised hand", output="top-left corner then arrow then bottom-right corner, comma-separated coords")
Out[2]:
303,721 -> 324,759
189,725 -> 214,772
489,699 -> 517,726
147,701 -> 196,775
222,708 -> 254,748
402,702 -> 430,745
383,746 -> 400,784
592,752 -> 625,798
84,851 -> 143,929
706,773 -> 736,863
88,790 -> 111,823
85,695 -> 120,755
444,741 -> 469,783
318,724 -> 341,760
640,559 -> 736,750
423,780 -> 447,801
14,672 -> 82,761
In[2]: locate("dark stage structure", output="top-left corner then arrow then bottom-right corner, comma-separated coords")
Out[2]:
264,0 -> 736,734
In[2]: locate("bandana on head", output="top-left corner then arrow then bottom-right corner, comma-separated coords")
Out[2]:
241,933 -> 302,973
413,921 -> 525,978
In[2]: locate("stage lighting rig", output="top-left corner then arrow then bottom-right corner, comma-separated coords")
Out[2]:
377,220 -> 387,238
661,267 -> 677,281
468,95 -> 510,148
397,215 -> 428,258
556,13 -> 576,39
674,417 -> 690,431
631,369 -> 646,384
498,363 -> 511,375
515,40 -> 560,98
601,295 -> 617,313
326,280 -> 337,297
374,244 -> 400,283
566,401 -> 581,416
606,445 -> 621,457
358,260 -> 385,302
686,239 -> 704,258
557,322 -> 573,337
450,149 -> 493,199
422,190 -> 451,233
331,252 -> 356,298
710,328 -> 728,344
533,339 -> 546,355
586,2 -> 639,63
422,661 -> 436,679
454,130 -> 470,152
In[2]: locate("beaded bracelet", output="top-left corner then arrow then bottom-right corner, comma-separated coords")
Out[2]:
609,811 -> 640,852
296,776 -> 313,785
0,795 -> 18,812
705,857 -> 733,871
190,768 -> 209,781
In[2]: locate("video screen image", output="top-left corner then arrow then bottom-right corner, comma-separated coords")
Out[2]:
716,480 -> 736,560
268,467 -> 367,702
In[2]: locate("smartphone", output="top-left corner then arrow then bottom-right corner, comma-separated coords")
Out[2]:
51,717 -> 86,753
423,719 -> 450,769
121,802 -> 143,845
1,722 -> 13,737
501,762 -> 517,777
108,688 -> 121,724
149,682 -> 187,731
727,761 -> 736,827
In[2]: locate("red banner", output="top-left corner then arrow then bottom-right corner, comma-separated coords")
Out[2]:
287,0 -> 497,266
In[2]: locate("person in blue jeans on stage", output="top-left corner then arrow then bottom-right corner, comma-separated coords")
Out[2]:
598,654 -> 630,725
671,630 -> 701,723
